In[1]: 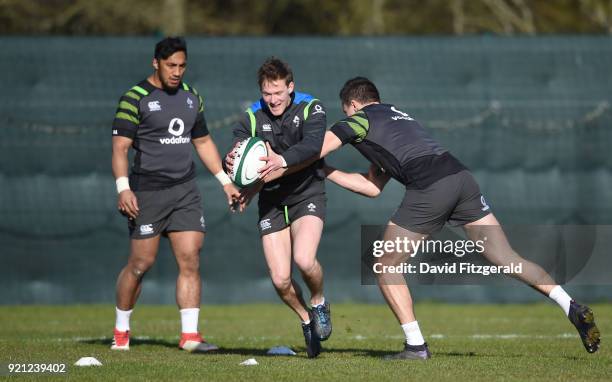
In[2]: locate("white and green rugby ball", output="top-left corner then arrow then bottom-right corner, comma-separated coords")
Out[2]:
230,137 -> 268,187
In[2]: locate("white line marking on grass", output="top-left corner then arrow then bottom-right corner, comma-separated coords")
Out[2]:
234,336 -> 281,342
51,336 -> 107,342
470,333 -> 577,340
372,333 -> 575,341
383,335 -> 404,340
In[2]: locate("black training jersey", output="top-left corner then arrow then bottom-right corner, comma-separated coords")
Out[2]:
112,80 -> 209,191
330,103 -> 465,190
232,92 -> 327,205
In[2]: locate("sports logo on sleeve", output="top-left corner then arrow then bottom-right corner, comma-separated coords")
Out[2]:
160,118 -> 190,145
480,195 -> 490,211
312,104 -> 326,115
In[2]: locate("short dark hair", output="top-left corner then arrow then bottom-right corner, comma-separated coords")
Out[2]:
339,77 -> 380,105
257,57 -> 294,87
154,36 -> 187,60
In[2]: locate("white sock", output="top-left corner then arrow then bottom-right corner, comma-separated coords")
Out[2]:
115,307 -> 133,332
302,319 -> 311,325
549,286 -> 572,316
312,297 -> 326,307
180,308 -> 200,333
401,320 -> 425,346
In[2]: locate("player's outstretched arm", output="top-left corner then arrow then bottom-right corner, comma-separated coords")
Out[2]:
324,164 -> 390,198
192,135 -> 242,211
261,131 -> 343,183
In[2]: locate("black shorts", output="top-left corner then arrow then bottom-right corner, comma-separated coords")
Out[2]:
257,194 -> 326,236
128,179 -> 206,239
390,170 -> 491,234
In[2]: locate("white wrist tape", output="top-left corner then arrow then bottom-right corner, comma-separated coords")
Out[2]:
116,176 -> 130,194
215,171 -> 232,186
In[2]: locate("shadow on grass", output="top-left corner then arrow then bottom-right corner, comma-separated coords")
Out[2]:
79,337 -> 177,349
433,351 -> 585,361
78,339 -> 391,357
219,348 -> 488,358
79,338 -> 297,356
218,347 -> 475,358
77,339 -> 585,361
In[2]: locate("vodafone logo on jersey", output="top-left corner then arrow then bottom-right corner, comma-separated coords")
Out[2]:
160,118 -> 190,144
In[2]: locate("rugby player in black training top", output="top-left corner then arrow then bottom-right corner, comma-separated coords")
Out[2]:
225,58 -> 331,358
111,37 -> 240,353
263,77 -> 600,360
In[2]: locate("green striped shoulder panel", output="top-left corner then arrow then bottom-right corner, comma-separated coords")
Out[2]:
115,88 -> 142,124
131,85 -> 149,96
344,111 -> 369,142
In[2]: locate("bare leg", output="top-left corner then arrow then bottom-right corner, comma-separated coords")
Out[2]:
115,235 -> 161,310
262,228 -> 310,322
377,222 -> 429,324
465,213 -> 601,353
290,216 -> 325,306
168,231 -> 204,309
463,213 -> 556,296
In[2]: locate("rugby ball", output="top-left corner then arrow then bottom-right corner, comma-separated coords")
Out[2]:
230,137 -> 268,187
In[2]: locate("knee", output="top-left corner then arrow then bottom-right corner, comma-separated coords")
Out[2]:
380,252 -> 408,267
129,258 -> 155,280
270,274 -> 291,293
295,256 -> 317,274
177,252 -> 200,276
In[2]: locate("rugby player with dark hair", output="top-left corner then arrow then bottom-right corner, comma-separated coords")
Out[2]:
262,76 -> 600,360
110,36 -> 240,352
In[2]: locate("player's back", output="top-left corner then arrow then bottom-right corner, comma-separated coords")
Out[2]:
361,104 -> 446,165
343,103 -> 466,189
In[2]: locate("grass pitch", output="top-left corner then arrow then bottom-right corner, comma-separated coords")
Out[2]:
0,303 -> 609,381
